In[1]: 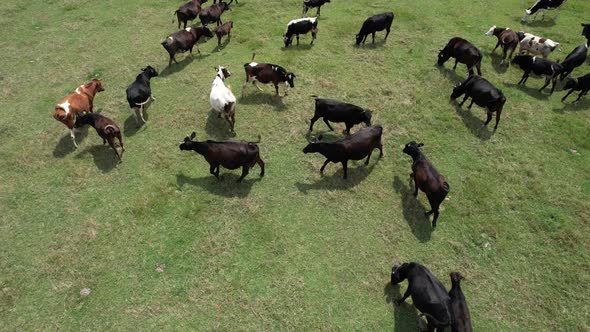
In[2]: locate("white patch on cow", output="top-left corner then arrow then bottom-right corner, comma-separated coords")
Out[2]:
485,26 -> 496,36
532,56 -> 537,63
57,101 -> 71,115
248,62 -> 258,67
506,27 -> 511,30
185,27 -> 192,32
75,87 -> 81,94
168,36 -> 173,41
287,17 -> 317,27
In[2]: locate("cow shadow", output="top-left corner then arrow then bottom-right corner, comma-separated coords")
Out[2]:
295,161 -> 377,193
75,144 -> 119,173
53,126 -> 89,158
239,92 -> 287,112
303,130 -> 341,142
504,82 -> 549,100
488,52 -> 509,73
522,17 -> 557,28
451,102 -> 493,141
553,98 -> 590,112
384,283 -> 421,332
176,172 -> 259,198
282,43 -> 314,51
354,39 -> 388,49
392,176 -> 432,242
205,110 -> 234,140
160,54 -> 208,77
212,38 -> 231,52
436,65 -> 465,84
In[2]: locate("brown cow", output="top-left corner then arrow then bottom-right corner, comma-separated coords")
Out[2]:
53,79 -> 104,147
485,26 -> 519,65
214,21 -> 233,46
75,113 -> 124,162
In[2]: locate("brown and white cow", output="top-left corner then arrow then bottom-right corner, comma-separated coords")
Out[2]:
53,79 -> 104,147
485,26 -> 519,65
516,31 -> 559,58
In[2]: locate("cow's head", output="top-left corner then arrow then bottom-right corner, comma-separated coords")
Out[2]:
90,79 -> 104,92
390,263 -> 410,285
511,54 -> 527,66
196,26 -> 214,40
215,66 -> 231,80
564,77 -> 578,90
355,34 -> 363,46
286,72 -> 296,88
449,272 -> 464,283
197,0 -> 208,4
485,25 -> 496,36
142,65 -> 159,78
516,31 -> 526,41
582,24 -> 590,39
437,48 -> 450,66
402,141 -> 423,158
303,135 -> 322,154
219,2 -> 231,12
450,81 -> 466,100
283,34 -> 294,48
179,132 -> 197,151
362,110 -> 372,126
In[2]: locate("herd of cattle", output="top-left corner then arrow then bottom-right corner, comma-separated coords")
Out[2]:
50,0 -> 588,330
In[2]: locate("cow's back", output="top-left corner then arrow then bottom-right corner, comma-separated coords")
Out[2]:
341,126 -> 382,159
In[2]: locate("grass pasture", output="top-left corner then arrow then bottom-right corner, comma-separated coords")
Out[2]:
1,0 -> 590,330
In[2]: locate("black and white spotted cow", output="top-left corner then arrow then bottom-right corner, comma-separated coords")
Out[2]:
283,17 -> 318,48
521,0 -> 566,23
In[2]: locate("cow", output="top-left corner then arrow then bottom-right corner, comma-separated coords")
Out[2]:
213,0 -> 236,4
179,132 -> 264,182
242,58 -> 296,97
402,141 -> 449,228
214,21 -> 233,47
302,0 -> 330,17
284,17 -> 318,47
516,31 -> 559,58
521,0 -> 566,23
448,272 -> 473,332
199,1 -> 231,26
53,79 -> 104,148
391,262 -> 452,332
583,23 -> 590,42
450,75 -> 506,130
161,27 -> 213,66
485,26 -> 519,65
174,0 -> 207,30
308,98 -> 372,135
75,113 -> 124,162
437,37 -> 482,76
561,73 -> 590,103
125,66 -> 158,125
557,43 -> 588,81
209,66 -> 236,132
355,12 -> 394,45
512,54 -> 563,94
303,125 -> 383,179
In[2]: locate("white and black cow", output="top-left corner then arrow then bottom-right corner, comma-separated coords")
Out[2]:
242,61 -> 296,97
512,54 -> 563,94
521,0 -> 566,23
283,17 -> 318,48
583,24 -> 590,43
558,43 -> 588,80
302,0 -> 330,17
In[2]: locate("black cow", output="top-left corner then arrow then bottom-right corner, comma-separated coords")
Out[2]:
214,21 -> 233,46
557,43 -> 588,81
126,66 -> 158,125
174,0 -> 207,29
355,12 -> 394,45
521,0 -> 566,23
284,17 -> 318,47
402,141 -> 449,228
391,262 -> 452,332
213,0 -> 236,4
583,24 -> 590,42
242,61 -> 296,97
562,73 -> 590,103
303,125 -> 383,179
512,54 -> 563,94
161,27 -> 213,66
179,132 -> 265,182
308,98 -> 372,134
450,75 -> 506,130
437,37 -> 482,76
75,113 -> 124,162
449,272 -> 473,332
199,1 -> 231,26
302,0 -> 330,17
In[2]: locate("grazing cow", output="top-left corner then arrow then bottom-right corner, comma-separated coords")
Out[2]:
308,98 -> 372,135
125,66 -> 158,125
209,66 -> 236,132
521,0 -> 566,23
402,141 -> 449,228
450,75 -> 506,130
179,132 -> 264,182
199,1 -> 231,26
242,59 -> 296,97
355,12 -> 394,45
161,27 -> 213,66
75,113 -> 124,162
516,31 -> 559,58
391,262 -> 452,331
303,125 -> 383,179
437,37 -> 482,76
485,26 -> 519,65
284,17 -> 318,47
583,24 -> 590,42
214,21 -> 233,46
174,0 -> 207,29
53,79 -> 104,147
448,272 -> 472,332
557,43 -> 588,80
562,73 -> 590,103
512,54 -> 563,94
302,0 -> 330,17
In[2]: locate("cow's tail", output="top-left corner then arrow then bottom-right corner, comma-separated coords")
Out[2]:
249,135 -> 262,145
420,312 -> 451,328
251,52 -> 256,62
172,10 -> 178,23
104,124 -> 118,136
135,97 -> 151,107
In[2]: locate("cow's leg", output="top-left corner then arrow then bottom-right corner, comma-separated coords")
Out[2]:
413,175 -> 419,197
362,34 -> 367,44
217,35 -> 222,46
484,108 -> 493,126
476,61 -> 482,76
371,32 -> 376,44
107,137 -> 121,161
310,30 -> 317,45
341,160 -> 348,179
467,99 -> 475,109
256,156 -> 265,177
317,6 -> 321,16
501,46 -> 507,64
508,46 -> 516,64
365,150 -> 373,165
320,159 -> 330,174
237,166 -> 249,182
453,59 -> 458,70
274,83 -> 279,95
241,80 -> 250,97
296,35 -> 300,46
322,118 -> 334,131
70,129 -> 78,148
561,89 -> 574,102
459,94 -> 469,107
209,164 -> 217,177
253,81 -> 264,91
494,108 -> 502,130
575,90 -> 588,102
139,104 -> 147,123
518,72 -> 528,85
309,115 -> 320,131
217,18 -> 222,26
540,76 -> 552,92
344,123 -> 353,135
550,76 -> 559,94
384,27 -> 390,41
172,54 -> 179,64
492,40 -> 500,53
117,133 -> 125,155
302,4 -> 307,17
396,287 -> 412,305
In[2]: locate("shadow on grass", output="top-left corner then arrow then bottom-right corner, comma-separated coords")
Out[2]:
212,38 -> 231,52
436,65 -> 465,84
488,51 -> 508,74
296,161 -> 377,193
160,53 -> 209,77
384,283 -> 421,332
354,39 -> 389,49
75,144 -> 119,173
281,43 -> 314,51
522,17 -> 556,28
450,101 -> 493,141
53,126 -> 89,158
393,176 -> 432,242
176,172 -> 260,198
239,92 -> 287,112
303,130 -> 341,142
504,82 -> 549,100
205,110 -> 235,140
553,98 -> 590,113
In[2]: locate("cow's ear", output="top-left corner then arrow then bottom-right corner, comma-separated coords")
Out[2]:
418,143 -> 424,147
190,132 -> 196,139
317,135 -> 323,141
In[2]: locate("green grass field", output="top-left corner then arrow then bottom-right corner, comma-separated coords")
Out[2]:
1,0 -> 589,330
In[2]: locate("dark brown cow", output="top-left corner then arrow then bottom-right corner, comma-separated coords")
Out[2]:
53,79 -> 104,147
302,0 -> 330,17
161,27 -> 213,66
437,37 -> 482,76
174,0 -> 207,29
485,26 -> 519,65
562,73 -> 590,103
242,60 -> 296,97
448,272 -> 473,332
199,1 -> 231,26
75,113 -> 124,162
214,21 -> 233,46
